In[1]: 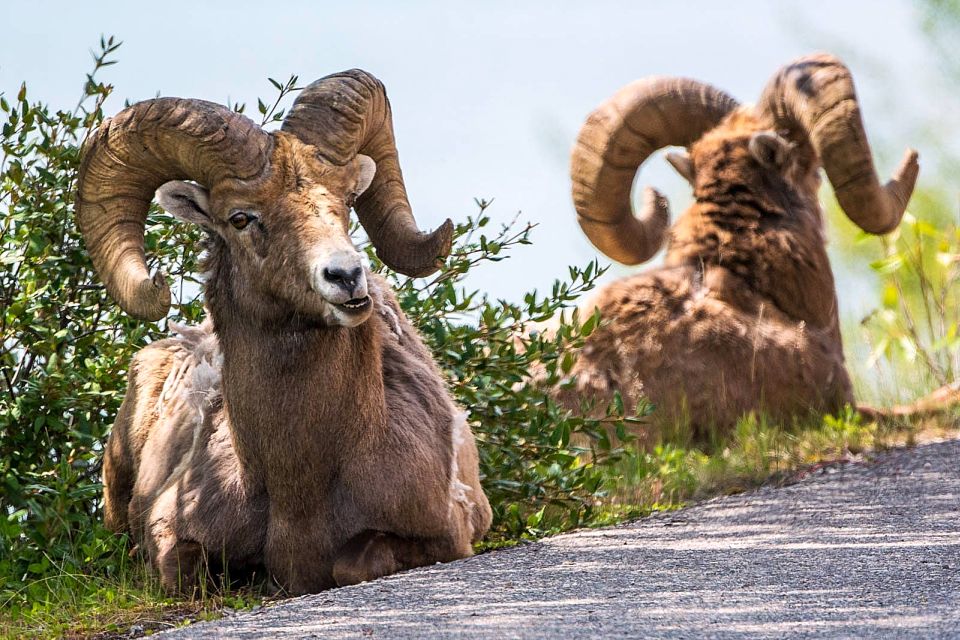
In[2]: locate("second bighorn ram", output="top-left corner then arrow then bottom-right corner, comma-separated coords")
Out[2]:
565,54 -> 919,431
77,70 -> 492,593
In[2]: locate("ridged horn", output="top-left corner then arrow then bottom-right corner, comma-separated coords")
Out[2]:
571,77 -> 739,264
75,98 -> 273,320
757,53 -> 919,234
282,69 -> 452,277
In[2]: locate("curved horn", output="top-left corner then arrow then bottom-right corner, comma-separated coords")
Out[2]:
282,69 -> 452,277
757,53 -> 919,234
571,77 -> 739,264
75,98 -> 272,320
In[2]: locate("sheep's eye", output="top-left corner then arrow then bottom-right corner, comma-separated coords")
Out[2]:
229,211 -> 253,230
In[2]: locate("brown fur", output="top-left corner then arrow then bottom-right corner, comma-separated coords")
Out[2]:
103,133 -> 492,594
562,108 -> 853,432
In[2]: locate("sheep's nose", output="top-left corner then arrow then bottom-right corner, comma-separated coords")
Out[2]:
323,264 -> 364,296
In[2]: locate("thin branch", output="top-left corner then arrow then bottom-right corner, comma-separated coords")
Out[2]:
1,361 -> 15,401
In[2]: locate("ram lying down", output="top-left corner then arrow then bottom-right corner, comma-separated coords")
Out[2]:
76,70 -> 492,594
562,54 -> 919,433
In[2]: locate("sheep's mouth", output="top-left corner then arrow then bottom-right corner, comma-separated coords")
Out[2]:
335,296 -> 372,314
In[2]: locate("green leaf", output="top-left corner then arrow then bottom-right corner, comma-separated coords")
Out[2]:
525,507 -> 545,529
869,254 -> 905,274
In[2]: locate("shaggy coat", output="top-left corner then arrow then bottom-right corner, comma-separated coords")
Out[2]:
79,72 -> 492,594
104,272 -> 489,593
564,56 -> 918,432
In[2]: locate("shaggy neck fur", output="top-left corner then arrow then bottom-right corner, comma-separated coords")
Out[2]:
666,114 -> 839,333
202,238 -> 387,516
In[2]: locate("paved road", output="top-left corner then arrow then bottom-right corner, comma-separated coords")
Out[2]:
161,439 -> 960,639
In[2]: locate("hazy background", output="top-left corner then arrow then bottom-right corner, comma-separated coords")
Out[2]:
1,0 -> 953,319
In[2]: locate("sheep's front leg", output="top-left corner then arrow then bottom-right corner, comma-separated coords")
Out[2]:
143,481 -> 206,594
331,530 -> 401,587
155,536 -> 205,594
331,530 -> 470,587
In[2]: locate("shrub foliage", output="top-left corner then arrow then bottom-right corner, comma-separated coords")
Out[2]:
0,39 -> 636,613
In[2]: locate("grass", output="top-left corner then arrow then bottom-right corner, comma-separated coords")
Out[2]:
4,407 -> 957,639
0,552 -> 269,639
612,406 -> 958,514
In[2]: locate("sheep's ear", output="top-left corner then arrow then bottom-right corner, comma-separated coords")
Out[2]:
749,131 -> 792,170
355,154 -> 376,196
156,181 -> 213,228
666,151 -> 695,186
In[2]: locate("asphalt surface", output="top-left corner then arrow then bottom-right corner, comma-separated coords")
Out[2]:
160,439 -> 960,639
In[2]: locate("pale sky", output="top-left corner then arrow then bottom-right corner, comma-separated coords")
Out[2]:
0,1 -> 949,318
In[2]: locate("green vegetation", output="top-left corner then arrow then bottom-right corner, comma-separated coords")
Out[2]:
841,204 -> 960,404
825,0 -> 960,406
0,39 -> 640,637
381,203 -> 644,541
2,33 -> 959,639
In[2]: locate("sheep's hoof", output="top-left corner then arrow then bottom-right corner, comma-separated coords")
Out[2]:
332,531 -> 400,586
157,540 -> 205,594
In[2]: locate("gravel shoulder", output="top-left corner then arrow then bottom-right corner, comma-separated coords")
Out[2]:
160,439 -> 960,639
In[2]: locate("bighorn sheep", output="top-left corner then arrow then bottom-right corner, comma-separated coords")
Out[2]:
564,54 -> 919,432
77,70 -> 492,594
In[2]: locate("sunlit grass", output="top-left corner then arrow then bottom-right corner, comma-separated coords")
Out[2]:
604,405 -> 958,529
1,553 -> 267,639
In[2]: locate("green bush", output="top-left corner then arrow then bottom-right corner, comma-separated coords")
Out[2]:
830,0 -> 960,403
829,169 -> 960,403
381,204 -> 643,540
0,38 -> 159,614
0,38 -> 637,617
860,207 -> 960,391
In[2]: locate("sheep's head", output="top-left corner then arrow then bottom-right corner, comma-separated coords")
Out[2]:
570,53 -> 919,265
75,70 -> 453,325
156,135 -> 378,327
666,110 -> 816,196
